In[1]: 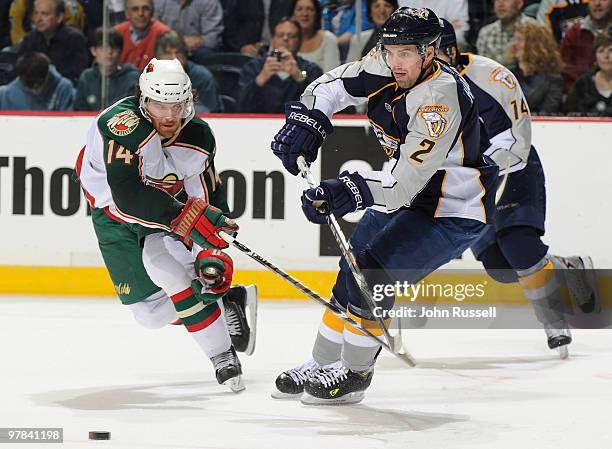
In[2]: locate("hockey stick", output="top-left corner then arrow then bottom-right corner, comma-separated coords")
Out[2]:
218,231 -> 416,367
296,156 -> 409,357
495,162 -> 510,204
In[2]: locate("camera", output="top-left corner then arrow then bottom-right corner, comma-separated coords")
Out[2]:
270,49 -> 283,61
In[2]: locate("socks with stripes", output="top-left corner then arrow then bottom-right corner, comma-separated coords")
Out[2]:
517,256 -> 567,330
170,287 -> 231,358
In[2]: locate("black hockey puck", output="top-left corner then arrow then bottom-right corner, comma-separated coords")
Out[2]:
88,431 -> 111,440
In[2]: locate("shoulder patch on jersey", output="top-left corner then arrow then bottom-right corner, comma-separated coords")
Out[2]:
107,109 -> 140,136
489,66 -> 516,90
144,173 -> 185,197
417,105 -> 450,139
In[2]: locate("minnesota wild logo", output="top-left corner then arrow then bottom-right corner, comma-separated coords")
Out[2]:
145,173 -> 184,196
107,109 -> 140,136
329,388 -> 340,397
114,283 -> 131,295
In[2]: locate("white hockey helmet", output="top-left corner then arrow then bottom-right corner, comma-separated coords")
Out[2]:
138,58 -> 194,121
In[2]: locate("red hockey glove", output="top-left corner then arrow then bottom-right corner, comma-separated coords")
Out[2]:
171,198 -> 238,249
195,248 -> 234,295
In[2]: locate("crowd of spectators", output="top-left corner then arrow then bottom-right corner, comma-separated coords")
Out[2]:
0,0 -> 610,116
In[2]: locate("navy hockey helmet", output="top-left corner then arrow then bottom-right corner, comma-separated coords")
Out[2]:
439,18 -> 458,65
380,7 -> 442,58
439,18 -> 457,49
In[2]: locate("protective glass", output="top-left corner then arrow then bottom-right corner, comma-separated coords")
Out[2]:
146,100 -> 186,119
382,47 -> 421,66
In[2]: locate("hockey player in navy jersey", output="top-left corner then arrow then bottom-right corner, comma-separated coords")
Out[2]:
436,19 -> 598,355
270,7 -> 498,405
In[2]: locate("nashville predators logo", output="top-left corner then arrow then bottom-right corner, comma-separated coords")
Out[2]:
107,109 -> 140,136
145,173 -> 184,197
329,388 -> 340,397
418,105 -> 450,138
405,7 -> 430,19
489,66 -> 516,90
370,122 -> 400,157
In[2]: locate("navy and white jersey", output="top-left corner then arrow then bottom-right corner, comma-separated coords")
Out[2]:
458,53 -> 532,173
301,48 -> 494,223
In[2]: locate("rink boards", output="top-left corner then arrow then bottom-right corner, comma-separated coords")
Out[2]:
0,113 -> 610,299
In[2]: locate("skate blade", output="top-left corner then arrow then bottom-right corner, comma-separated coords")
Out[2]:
224,375 -> 245,393
244,284 -> 258,356
580,256 -> 601,314
270,389 -> 303,400
300,391 -> 365,406
556,346 -> 569,360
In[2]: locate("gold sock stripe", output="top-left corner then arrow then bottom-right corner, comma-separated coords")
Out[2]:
321,309 -> 345,333
519,261 -> 555,290
345,309 -> 386,337
176,301 -> 206,319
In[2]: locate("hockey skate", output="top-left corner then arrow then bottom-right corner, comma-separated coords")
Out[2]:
301,361 -> 374,405
211,346 -> 245,393
553,256 -> 600,314
545,327 -> 572,360
223,285 -> 258,355
271,358 -> 320,399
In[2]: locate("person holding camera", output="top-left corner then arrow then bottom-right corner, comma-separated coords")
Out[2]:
237,17 -> 323,113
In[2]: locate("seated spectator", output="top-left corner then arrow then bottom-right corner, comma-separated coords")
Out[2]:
322,0 -> 374,50
74,0 -> 122,33
507,22 -> 564,114
265,0 -> 295,45
537,0 -> 589,41
238,18 -> 323,112
467,0 -> 495,50
115,0 -> 170,71
398,0 -> 469,49
74,27 -> 139,111
154,0 -> 224,64
293,0 -> 340,72
155,30 -> 223,113
560,0 -> 612,91
1,0 -> 11,49
565,31 -> 612,116
476,0 -> 538,64
0,51 -> 74,110
346,0 -> 397,63
9,0 -> 85,46
221,0 -> 265,55
17,0 -> 89,84
108,0 -> 126,25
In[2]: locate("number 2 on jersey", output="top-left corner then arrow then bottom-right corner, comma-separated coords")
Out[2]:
409,139 -> 436,163
106,141 -> 134,165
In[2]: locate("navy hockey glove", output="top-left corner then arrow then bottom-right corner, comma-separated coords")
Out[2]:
301,171 -> 374,224
271,101 -> 333,175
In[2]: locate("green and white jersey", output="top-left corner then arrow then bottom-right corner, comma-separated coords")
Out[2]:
76,96 -> 219,230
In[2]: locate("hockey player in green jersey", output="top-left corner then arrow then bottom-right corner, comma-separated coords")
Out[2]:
75,58 -> 256,392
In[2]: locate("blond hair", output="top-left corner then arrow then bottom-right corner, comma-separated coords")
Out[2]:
506,22 -> 561,75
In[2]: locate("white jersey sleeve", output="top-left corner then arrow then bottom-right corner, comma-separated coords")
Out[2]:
300,48 -> 390,117
462,54 -> 532,173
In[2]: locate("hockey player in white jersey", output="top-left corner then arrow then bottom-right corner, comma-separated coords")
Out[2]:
437,19 -> 599,355
269,7 -> 498,404
75,58 -> 256,391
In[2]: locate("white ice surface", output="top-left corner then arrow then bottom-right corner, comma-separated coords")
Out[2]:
0,297 -> 611,449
